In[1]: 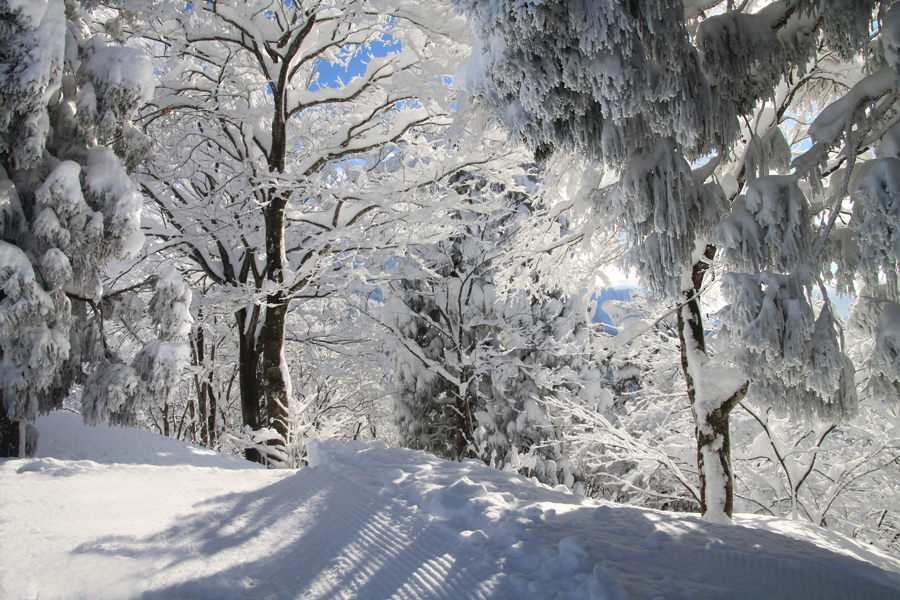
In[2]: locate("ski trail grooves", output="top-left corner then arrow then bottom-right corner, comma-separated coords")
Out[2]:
128,466 -> 499,599
310,440 -> 900,600
299,468 -> 498,600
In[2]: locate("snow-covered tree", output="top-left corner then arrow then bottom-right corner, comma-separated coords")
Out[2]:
562,293 -> 702,511
0,0 -> 172,455
380,169 -> 604,487
561,290 -> 900,554
453,0 -> 900,520
132,0 -> 523,463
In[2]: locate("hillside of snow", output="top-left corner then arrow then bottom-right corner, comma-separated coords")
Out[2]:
2,411 -> 900,599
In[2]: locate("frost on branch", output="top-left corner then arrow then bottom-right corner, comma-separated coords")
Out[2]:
696,9 -> 785,118
454,0 -> 726,163
0,0 -> 65,169
84,269 -> 192,426
742,126 -> 793,184
798,0 -> 881,60
0,241 -> 70,423
719,271 -> 856,422
713,175 -> 857,421
454,0 -> 829,167
715,176 -> 813,273
864,301 -> 900,403
130,268 -> 193,424
81,361 -> 139,426
610,139 -> 726,297
33,160 -> 99,293
83,147 -> 145,263
854,157 -> 900,300
77,38 -> 154,170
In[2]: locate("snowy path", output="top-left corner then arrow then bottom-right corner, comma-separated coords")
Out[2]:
2,412 -> 900,599
1,461 -> 499,600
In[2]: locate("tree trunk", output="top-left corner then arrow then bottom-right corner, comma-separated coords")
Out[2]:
205,342 -> 218,447
194,320 -> 209,447
0,397 -> 20,458
237,306 -> 264,463
676,245 -> 741,520
693,396 -> 735,517
261,294 -> 290,450
260,77 -> 292,460
454,377 -> 477,461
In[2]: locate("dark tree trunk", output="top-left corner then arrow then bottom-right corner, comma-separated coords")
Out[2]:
194,321 -> 208,446
453,377 -> 477,461
237,306 -> 264,463
0,398 -> 20,458
193,322 -> 218,448
261,294 -> 290,448
259,75 -> 293,459
205,342 -> 217,447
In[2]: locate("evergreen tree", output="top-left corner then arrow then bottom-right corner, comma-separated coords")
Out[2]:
0,0 -> 173,455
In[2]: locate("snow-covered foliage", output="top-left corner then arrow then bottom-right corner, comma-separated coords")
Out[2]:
380,169 -> 604,487
0,0 -> 168,453
452,0 -> 900,519
118,269 -> 194,426
558,290 -> 900,555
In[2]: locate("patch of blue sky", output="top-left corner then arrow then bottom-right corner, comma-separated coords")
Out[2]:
310,35 -> 402,91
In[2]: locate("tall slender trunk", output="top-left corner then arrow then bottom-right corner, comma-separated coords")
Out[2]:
676,245 -> 744,519
205,344 -> 217,447
162,403 -> 171,437
261,294 -> 290,447
260,77 -> 292,457
194,318 -> 209,446
193,322 -> 219,448
454,392 -> 477,461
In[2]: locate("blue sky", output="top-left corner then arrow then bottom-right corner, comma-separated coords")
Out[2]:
310,36 -> 402,90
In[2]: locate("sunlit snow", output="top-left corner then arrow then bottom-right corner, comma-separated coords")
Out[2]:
2,411 -> 899,599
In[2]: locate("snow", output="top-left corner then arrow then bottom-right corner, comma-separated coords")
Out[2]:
33,411 -> 253,468
3,411 -> 900,599
7,0 -> 49,28
882,4 -> 900,81
84,40 -> 155,106
808,70 -> 894,147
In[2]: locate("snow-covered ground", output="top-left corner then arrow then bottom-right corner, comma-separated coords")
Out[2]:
2,412 -> 900,599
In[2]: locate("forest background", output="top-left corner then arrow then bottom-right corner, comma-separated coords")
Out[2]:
1,0 -> 899,556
